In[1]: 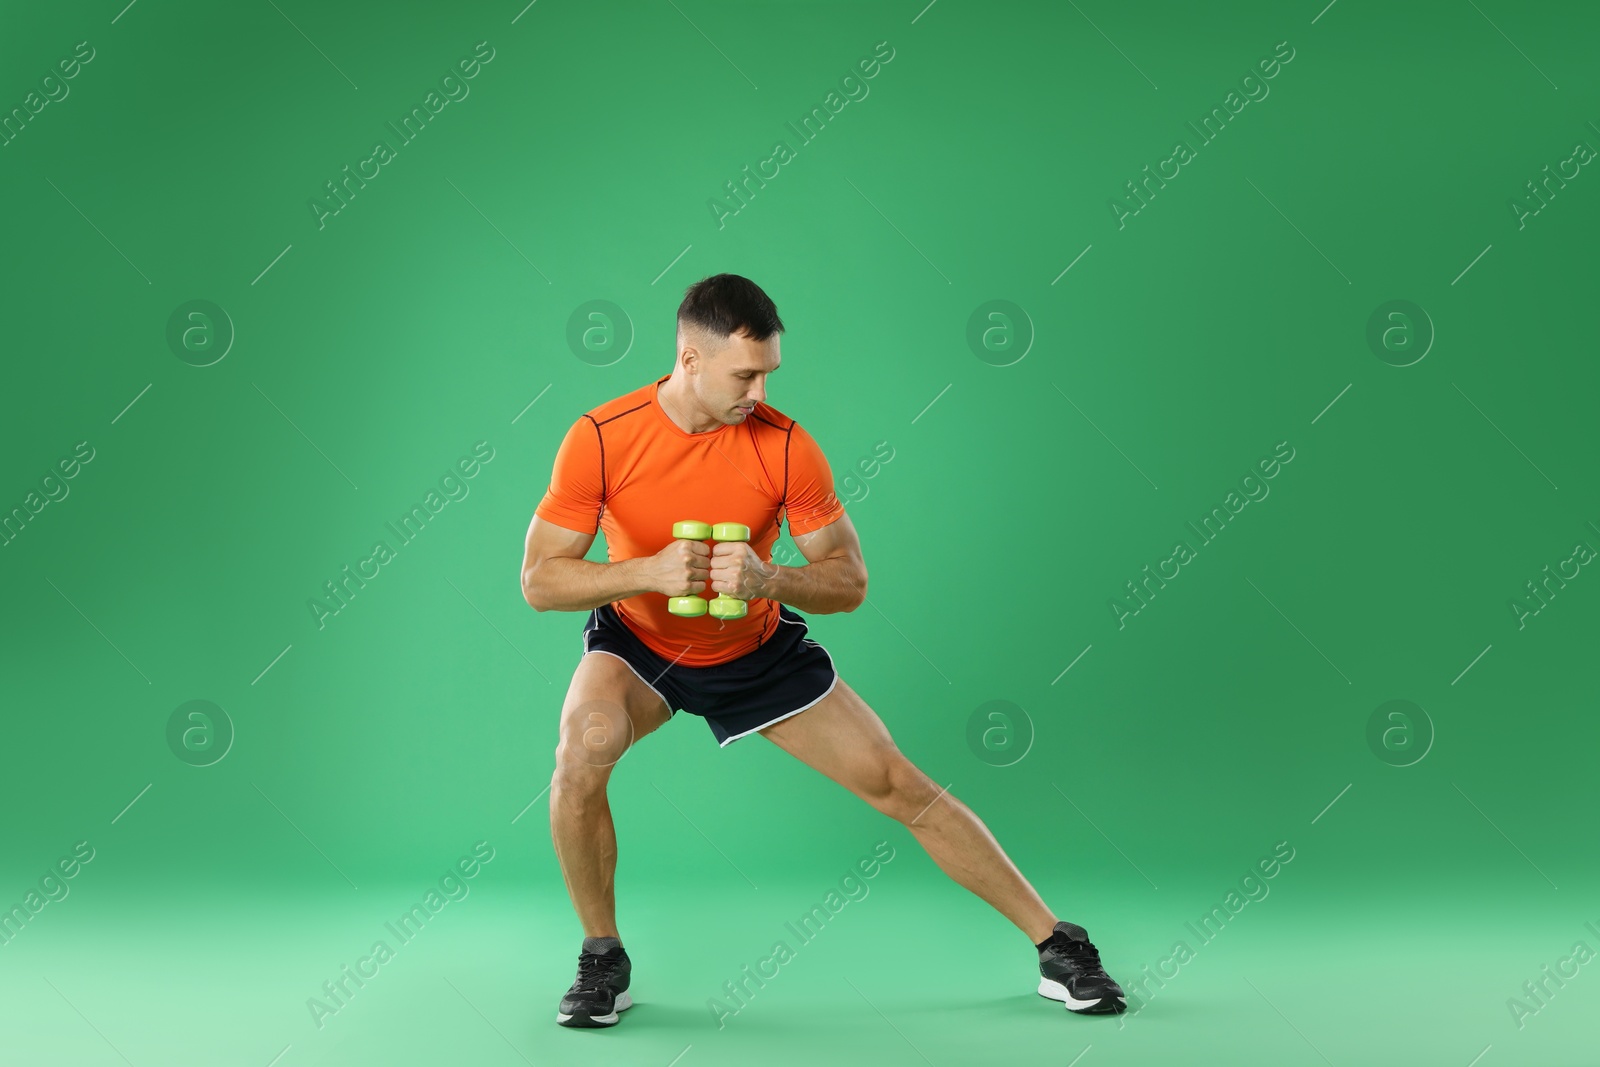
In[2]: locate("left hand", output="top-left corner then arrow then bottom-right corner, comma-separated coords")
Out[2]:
709,541 -> 777,600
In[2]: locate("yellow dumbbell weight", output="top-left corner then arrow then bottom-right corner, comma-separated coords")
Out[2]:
666,520 -> 712,617
707,522 -> 750,619
666,520 -> 751,619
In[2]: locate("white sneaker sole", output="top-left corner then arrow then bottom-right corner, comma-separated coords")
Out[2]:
1038,977 -> 1126,1014
557,991 -> 633,1026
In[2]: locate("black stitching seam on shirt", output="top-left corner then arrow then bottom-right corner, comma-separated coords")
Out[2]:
753,415 -> 795,657
590,401 -> 651,515
583,414 -> 606,521
779,421 -> 794,515
596,401 -> 650,427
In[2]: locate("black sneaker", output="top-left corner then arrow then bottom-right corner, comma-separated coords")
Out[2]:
1037,921 -> 1127,1015
556,936 -> 633,1028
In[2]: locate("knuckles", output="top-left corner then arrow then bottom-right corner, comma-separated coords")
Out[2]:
660,537 -> 751,596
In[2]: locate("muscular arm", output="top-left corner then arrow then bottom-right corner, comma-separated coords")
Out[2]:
521,516 -> 649,612
522,515 -> 712,613
525,508 -> 866,617
754,511 -> 868,615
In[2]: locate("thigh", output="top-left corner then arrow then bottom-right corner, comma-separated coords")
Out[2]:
757,677 -> 911,799
556,651 -> 673,772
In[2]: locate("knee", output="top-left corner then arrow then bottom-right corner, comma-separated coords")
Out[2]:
555,698 -> 635,775
870,755 -> 942,824
550,745 -> 612,810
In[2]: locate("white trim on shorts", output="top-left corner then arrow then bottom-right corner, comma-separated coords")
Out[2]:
582,616 -> 677,714
716,637 -> 839,748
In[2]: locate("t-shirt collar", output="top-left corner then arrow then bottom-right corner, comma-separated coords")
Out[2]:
651,374 -> 733,439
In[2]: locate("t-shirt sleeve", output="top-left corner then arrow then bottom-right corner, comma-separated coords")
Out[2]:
534,416 -> 604,534
784,423 -> 847,537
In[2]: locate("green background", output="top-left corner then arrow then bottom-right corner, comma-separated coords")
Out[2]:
2,0 -> 1596,1064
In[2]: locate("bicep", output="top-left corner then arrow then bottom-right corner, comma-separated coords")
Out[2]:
523,514 -> 596,571
793,512 -> 863,567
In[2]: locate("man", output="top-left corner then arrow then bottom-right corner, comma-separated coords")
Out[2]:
521,273 -> 1125,1027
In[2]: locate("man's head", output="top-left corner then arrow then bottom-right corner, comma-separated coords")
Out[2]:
672,274 -> 784,425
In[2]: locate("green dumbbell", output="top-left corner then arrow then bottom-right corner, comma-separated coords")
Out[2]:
706,522 -> 752,619
666,520 -> 713,617
666,520 -> 751,619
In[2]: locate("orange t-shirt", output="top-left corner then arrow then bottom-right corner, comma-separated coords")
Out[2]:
534,374 -> 847,667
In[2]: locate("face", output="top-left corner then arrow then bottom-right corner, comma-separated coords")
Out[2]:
687,329 -> 781,423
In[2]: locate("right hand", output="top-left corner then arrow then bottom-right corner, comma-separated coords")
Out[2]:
642,537 -> 711,597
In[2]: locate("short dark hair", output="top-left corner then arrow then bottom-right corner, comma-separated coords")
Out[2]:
676,273 -> 785,347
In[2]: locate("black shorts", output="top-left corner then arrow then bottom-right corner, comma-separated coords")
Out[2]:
581,602 -> 839,746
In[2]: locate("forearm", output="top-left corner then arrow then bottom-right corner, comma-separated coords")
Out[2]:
524,556 -> 654,613
761,556 -> 866,615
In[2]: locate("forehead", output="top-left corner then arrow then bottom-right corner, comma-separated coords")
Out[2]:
722,330 -> 780,371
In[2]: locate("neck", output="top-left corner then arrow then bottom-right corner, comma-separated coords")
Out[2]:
658,376 -> 718,434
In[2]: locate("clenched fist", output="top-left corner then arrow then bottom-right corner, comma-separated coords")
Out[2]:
642,537 -> 711,597
710,541 -> 778,601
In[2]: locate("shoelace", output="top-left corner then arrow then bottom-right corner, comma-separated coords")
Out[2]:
572,950 -> 623,993
1054,937 -> 1107,975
